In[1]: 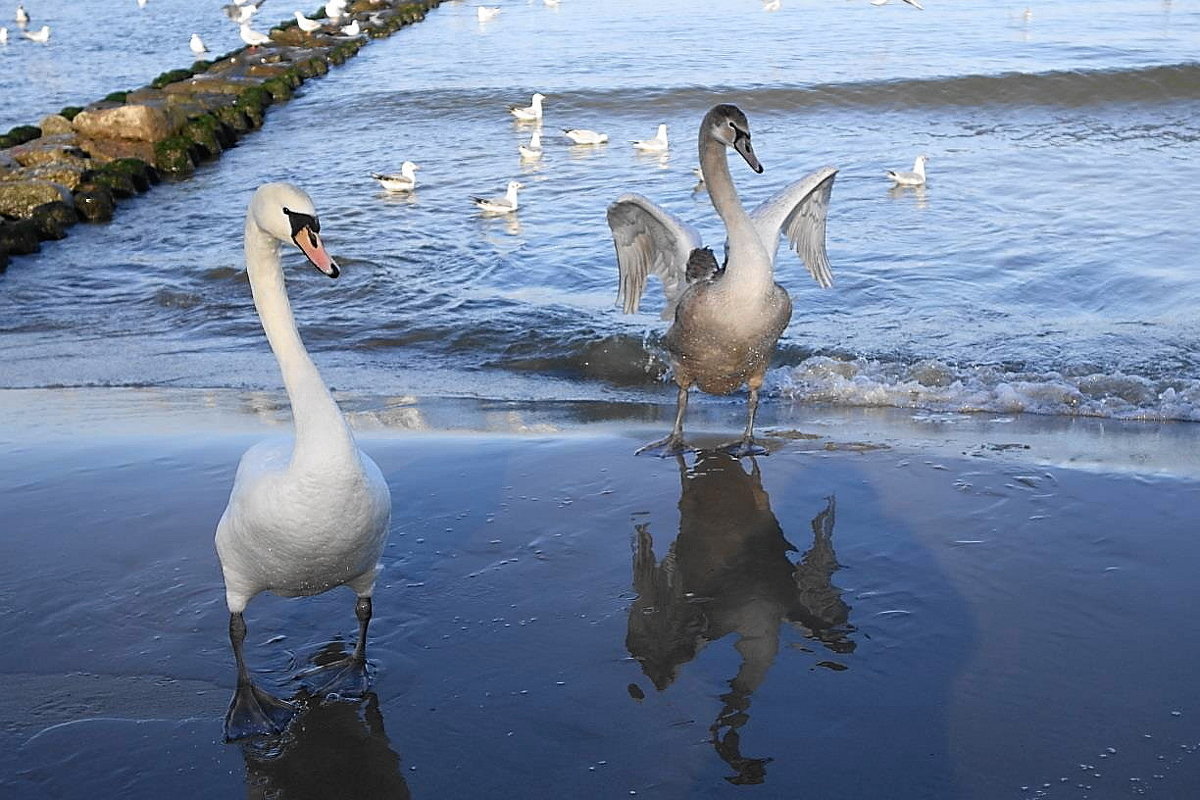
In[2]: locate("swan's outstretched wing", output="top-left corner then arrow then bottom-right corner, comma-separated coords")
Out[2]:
749,166 -> 837,289
607,193 -> 703,318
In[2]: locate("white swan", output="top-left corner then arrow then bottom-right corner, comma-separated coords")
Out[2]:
509,92 -> 545,122
473,180 -> 523,213
370,160 -> 419,192
215,183 -> 392,740
886,154 -> 928,186
607,104 -> 837,456
294,11 -> 323,32
633,123 -> 669,153
239,22 -> 271,47
189,33 -> 208,55
563,128 -> 608,145
518,128 -> 542,160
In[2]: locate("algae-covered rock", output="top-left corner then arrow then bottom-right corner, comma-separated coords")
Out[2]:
152,68 -> 195,89
12,162 -> 92,192
153,135 -> 197,178
181,115 -> 225,159
73,186 -> 116,222
0,125 -> 43,149
0,180 -> 73,217
73,104 -> 174,143
0,218 -> 41,255
29,200 -> 78,241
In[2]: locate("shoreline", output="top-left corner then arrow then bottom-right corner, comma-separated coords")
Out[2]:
2,385 -> 1198,478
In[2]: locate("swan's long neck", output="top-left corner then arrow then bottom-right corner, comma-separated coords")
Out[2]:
245,218 -> 356,468
700,134 -> 774,296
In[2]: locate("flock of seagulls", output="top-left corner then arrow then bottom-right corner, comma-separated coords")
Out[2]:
2,2 -> 49,43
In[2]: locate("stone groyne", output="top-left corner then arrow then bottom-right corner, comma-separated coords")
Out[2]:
0,0 -> 443,271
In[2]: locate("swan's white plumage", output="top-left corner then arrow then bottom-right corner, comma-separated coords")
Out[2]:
215,183 -> 390,616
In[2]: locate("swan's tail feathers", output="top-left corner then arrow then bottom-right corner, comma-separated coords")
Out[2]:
607,193 -> 703,317
685,247 -> 721,283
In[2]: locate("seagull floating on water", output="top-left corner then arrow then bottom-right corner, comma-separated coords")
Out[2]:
0,27 -> 7,44
477,6 -> 501,22
886,154 -> 928,186
519,128 -> 543,160
870,0 -> 924,8
473,181 -> 523,214
563,128 -> 608,145
509,92 -> 545,122
633,123 -> 669,153
294,10 -> 322,32
189,33 -> 208,54
15,3 -> 27,27
21,23 -> 48,42
239,22 -> 271,47
371,161 -> 419,193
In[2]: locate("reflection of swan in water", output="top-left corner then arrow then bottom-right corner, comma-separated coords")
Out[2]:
626,449 -> 854,784
215,183 -> 392,741
239,690 -> 411,799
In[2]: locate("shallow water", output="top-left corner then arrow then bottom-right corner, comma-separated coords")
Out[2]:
0,0 -> 1198,424
0,408 -> 1198,798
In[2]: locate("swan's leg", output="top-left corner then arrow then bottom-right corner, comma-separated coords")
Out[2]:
224,612 -> 296,741
722,383 -> 769,458
300,595 -> 373,699
636,383 -> 693,457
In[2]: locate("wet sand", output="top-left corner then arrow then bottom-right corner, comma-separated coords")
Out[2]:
1,389 -> 1198,799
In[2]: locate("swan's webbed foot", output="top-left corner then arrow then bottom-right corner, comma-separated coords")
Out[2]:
224,681 -> 296,741
635,433 -> 693,458
297,654 -> 372,701
719,437 -> 768,459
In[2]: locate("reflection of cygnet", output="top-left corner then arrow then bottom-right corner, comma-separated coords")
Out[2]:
626,450 -> 854,782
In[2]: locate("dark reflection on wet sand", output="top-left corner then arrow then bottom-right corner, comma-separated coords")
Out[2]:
626,450 -> 856,785
239,692 -> 409,800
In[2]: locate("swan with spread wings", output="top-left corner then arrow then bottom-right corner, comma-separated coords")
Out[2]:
607,104 -> 836,456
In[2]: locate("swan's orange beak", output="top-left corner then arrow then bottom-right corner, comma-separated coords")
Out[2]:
293,227 -> 340,279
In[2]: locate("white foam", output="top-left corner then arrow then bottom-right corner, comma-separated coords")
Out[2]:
773,356 -> 1200,423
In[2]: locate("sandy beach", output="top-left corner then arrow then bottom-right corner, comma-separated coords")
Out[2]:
1,388 -> 1197,798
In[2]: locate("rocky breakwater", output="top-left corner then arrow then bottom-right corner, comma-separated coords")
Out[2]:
0,0 -> 441,271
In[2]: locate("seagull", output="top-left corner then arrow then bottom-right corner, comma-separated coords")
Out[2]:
473,181 -> 523,214
370,161 -> 419,193
633,123 -> 669,153
138,0 -> 149,8
563,128 -> 608,145
340,19 -> 360,35
190,33 -> 209,54
886,154 -> 928,186
763,0 -> 781,10
519,128 -> 543,160
0,27 -> 7,44
15,3 -> 27,27
477,6 -> 501,22
239,22 -> 271,47
509,92 -> 545,122
324,0 -> 347,20
294,10 -> 322,32
871,0 -> 924,8
21,23 -> 48,42
225,1 -> 263,24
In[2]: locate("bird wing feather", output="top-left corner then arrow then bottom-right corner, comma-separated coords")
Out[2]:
748,166 -> 837,289
607,193 -> 703,318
